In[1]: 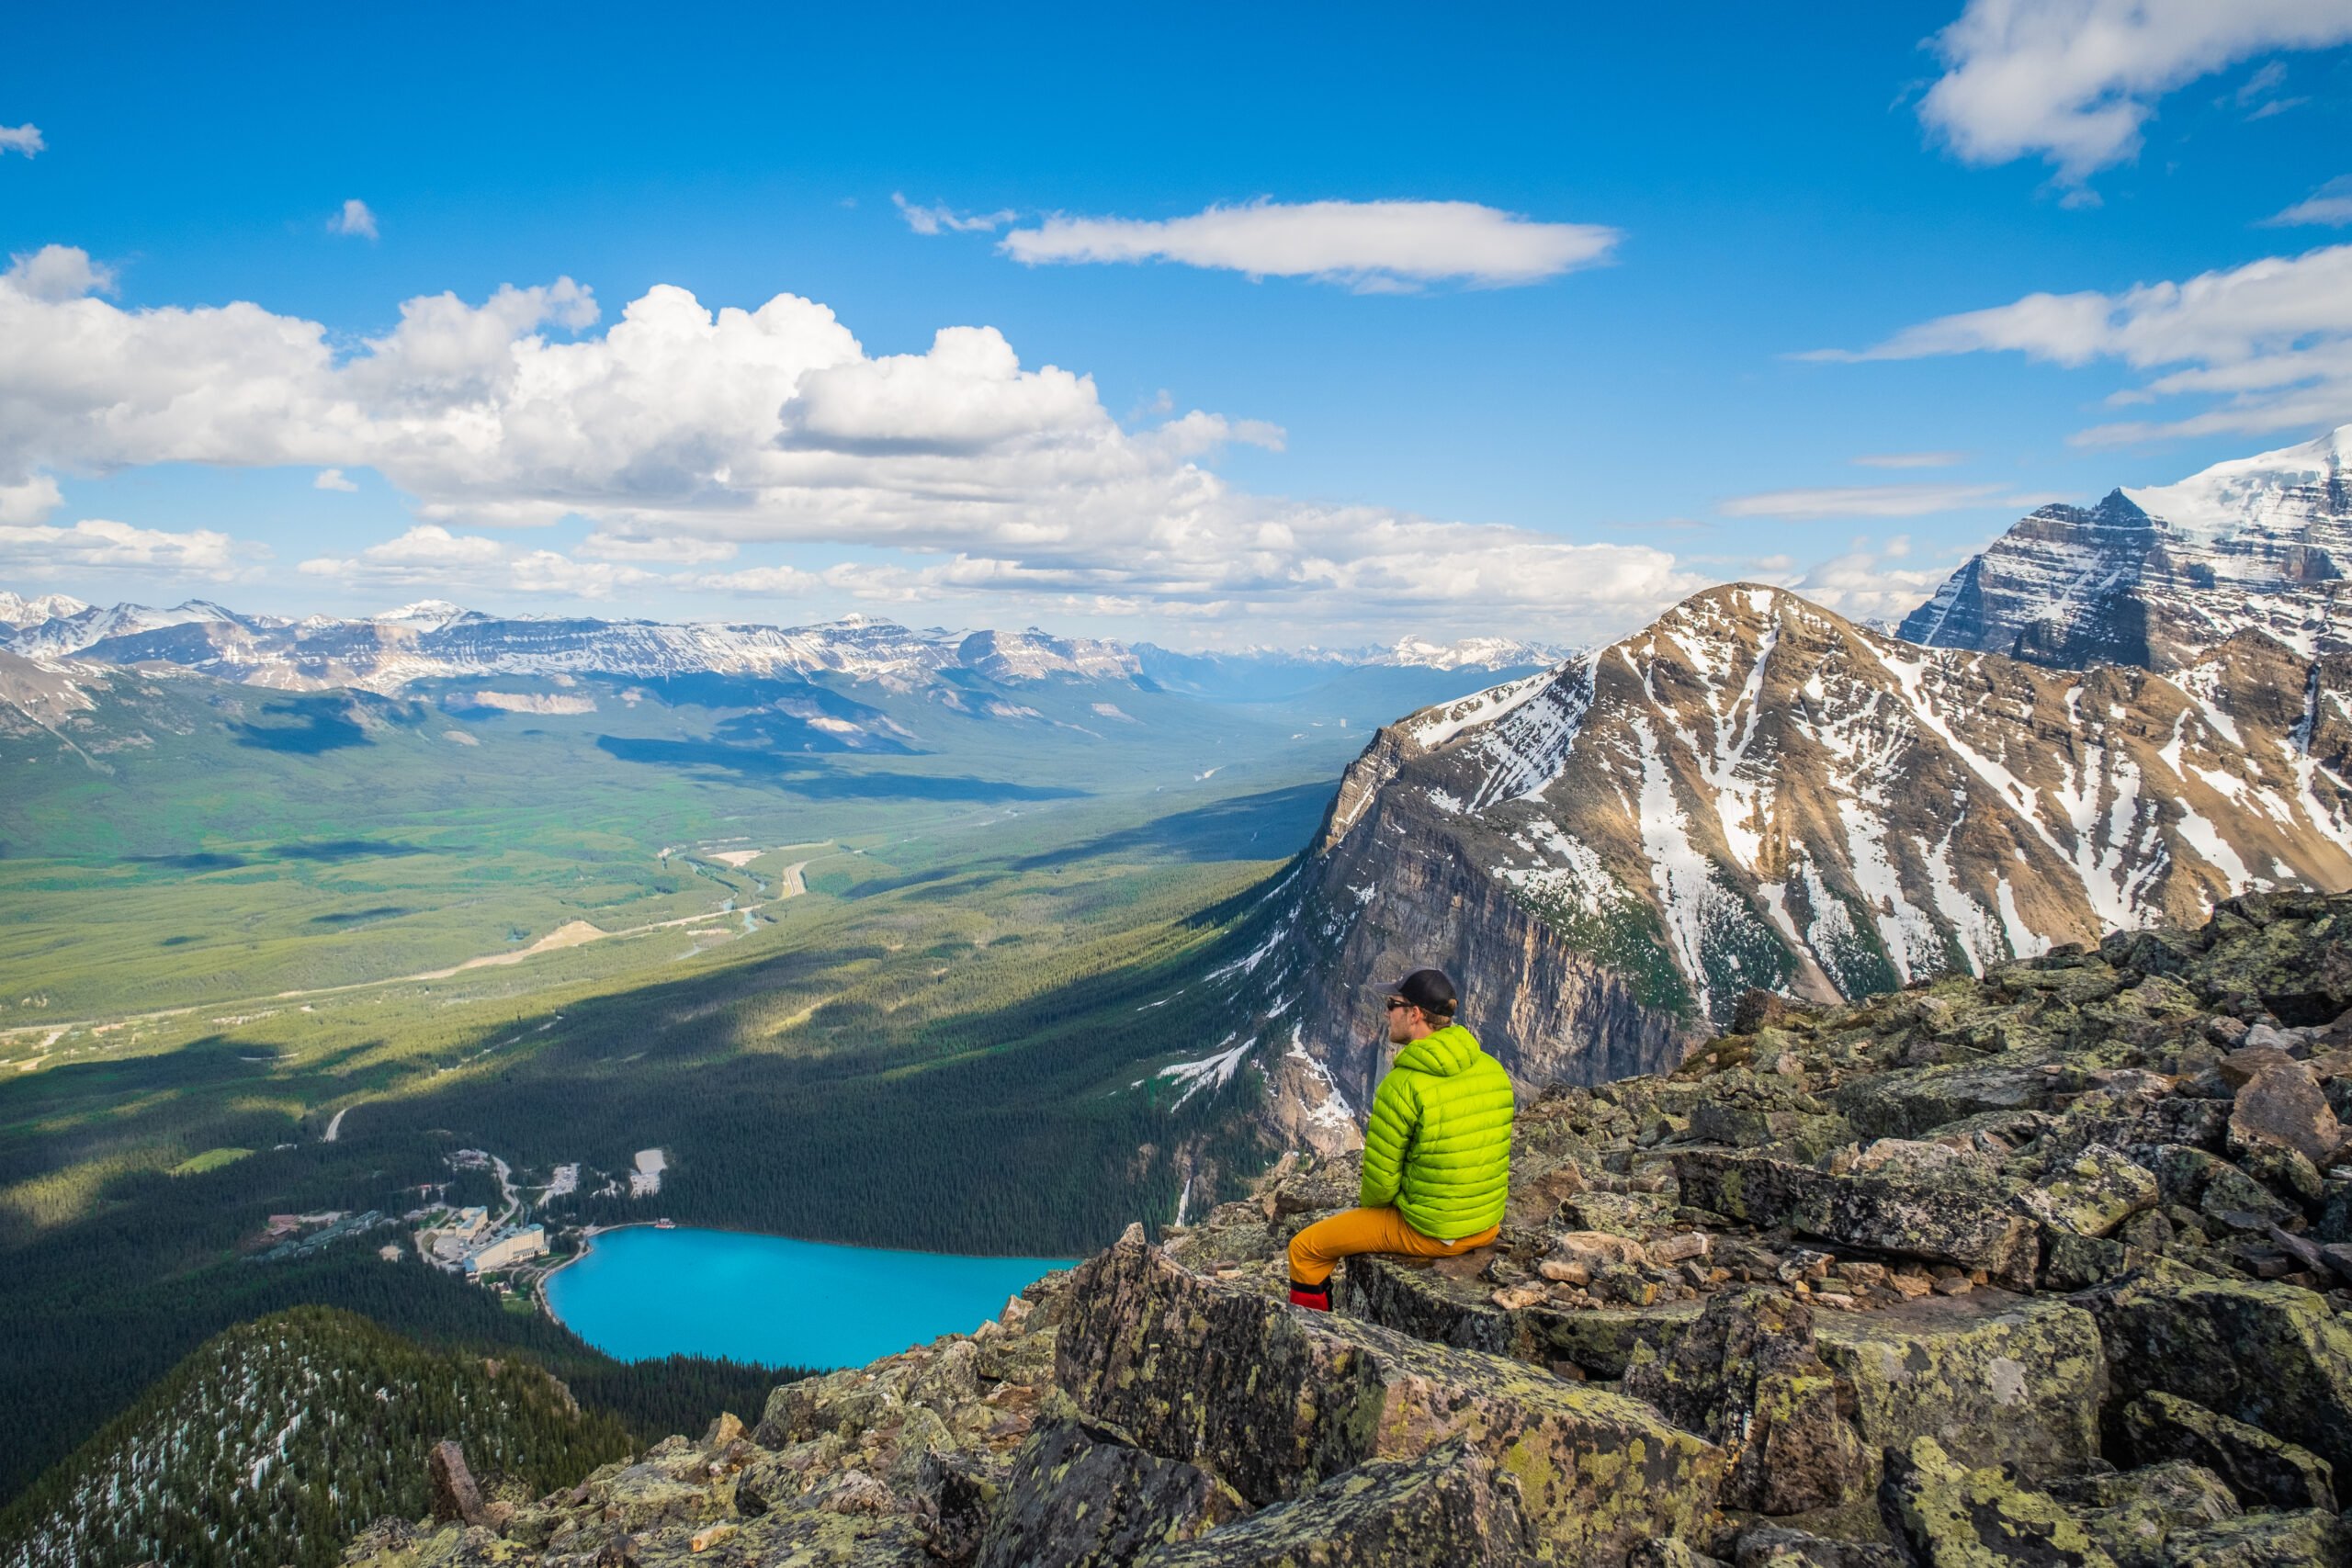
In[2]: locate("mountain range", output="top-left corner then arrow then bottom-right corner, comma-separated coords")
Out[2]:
0,592 -> 1568,703
1181,428 -> 2352,1153
1899,423 -> 2352,671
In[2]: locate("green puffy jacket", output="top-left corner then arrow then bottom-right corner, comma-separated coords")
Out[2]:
1359,1022 -> 1514,1239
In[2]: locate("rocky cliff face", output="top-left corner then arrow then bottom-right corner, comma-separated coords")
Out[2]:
1901,424 -> 2352,671
1186,582 -> 2352,1154
339,892 -> 2352,1567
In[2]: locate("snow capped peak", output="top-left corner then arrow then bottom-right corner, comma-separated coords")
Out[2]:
2123,423 -> 2352,541
373,600 -> 472,630
1904,427 -> 2352,672
0,590 -> 91,628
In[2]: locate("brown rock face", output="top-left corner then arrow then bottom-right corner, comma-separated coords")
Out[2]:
1623,1289 -> 1869,1516
1057,1232 -> 1725,1562
2230,1060 -> 2346,1168
425,1439 -> 485,1527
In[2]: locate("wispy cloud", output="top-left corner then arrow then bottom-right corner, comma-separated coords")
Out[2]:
998,197 -> 1620,292
1802,242 -> 2352,445
329,198 -> 379,241
892,193 -> 1015,235
2267,175 -> 2352,227
313,468 -> 358,492
0,517 -> 264,580
300,525 -> 657,598
1722,483 -> 2060,519
0,123 -> 40,158
1918,0 -> 2352,189
1849,450 -> 1966,469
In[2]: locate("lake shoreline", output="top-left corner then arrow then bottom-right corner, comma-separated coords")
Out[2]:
539,1222 -> 1078,1371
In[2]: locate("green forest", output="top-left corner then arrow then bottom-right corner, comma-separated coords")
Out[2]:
0,1306 -> 648,1568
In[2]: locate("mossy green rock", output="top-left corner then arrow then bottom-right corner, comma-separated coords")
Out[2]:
1623,1288 -> 1868,1517
2114,1390 -> 2337,1512
2148,1508 -> 2352,1566
1340,1252 -> 1702,1375
1814,1294 -> 2106,1484
1059,1235 -> 1725,1563
1880,1437 -> 2118,1566
2017,1145 -> 2158,1238
2089,1274 -> 2352,1474
972,1415 -> 1243,1568
1136,1439 -> 1535,1567
2049,1461 -> 2239,1568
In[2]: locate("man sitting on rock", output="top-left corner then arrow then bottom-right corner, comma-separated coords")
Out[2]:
1286,967 -> 1515,1311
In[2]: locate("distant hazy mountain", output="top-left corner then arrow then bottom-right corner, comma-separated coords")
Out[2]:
0,592 -> 89,629
1181,583 -> 2352,1152
1901,424 -> 2352,671
0,595 -> 1558,701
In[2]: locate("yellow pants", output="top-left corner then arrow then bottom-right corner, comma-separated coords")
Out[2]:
1285,1206 -> 1501,1286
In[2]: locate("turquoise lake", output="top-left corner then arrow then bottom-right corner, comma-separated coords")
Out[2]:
544,1225 -> 1072,1369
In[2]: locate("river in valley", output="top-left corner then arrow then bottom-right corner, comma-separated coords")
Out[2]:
543,1224 -> 1073,1370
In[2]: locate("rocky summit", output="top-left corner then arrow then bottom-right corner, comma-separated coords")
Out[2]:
342,891 -> 2352,1567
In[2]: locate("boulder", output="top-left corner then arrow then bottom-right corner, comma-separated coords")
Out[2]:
2048,1461 -> 2238,1568
1879,1437 -> 2118,1566
2017,1145 -> 2159,1237
2229,1060 -> 2346,1169
2113,1390 -> 2337,1511
1340,1253 -> 1702,1375
1798,1169 -> 2039,1286
1813,1293 -> 2106,1484
1622,1289 -> 1869,1516
2143,1509 -> 2352,1566
2088,1274 -> 2352,1474
1135,1440 -> 1535,1567
1836,1060 -> 2062,1139
1733,1527 -> 1912,1567
971,1416 -> 1243,1568
427,1440 -> 487,1528
1672,1153 -> 2037,1283
1057,1235 -> 1724,1563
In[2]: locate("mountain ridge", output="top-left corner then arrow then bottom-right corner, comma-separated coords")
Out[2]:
0,592 -> 1568,699
1901,423 -> 2352,671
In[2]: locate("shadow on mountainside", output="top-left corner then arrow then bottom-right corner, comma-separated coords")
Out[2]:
229,696 -> 374,753
1012,782 -> 1333,870
594,735 -> 1084,803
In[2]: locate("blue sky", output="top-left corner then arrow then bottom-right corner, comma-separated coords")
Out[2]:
3,2 -> 2350,646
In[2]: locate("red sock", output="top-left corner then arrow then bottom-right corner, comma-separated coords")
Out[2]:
1287,1278 -> 1330,1312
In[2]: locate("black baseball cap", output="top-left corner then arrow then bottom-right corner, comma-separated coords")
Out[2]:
1374,968 -> 1457,1017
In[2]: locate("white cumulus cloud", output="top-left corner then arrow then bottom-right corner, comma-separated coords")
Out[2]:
1775,536 -> 1954,626
6,243 -> 115,301
313,468 -> 358,491
0,517 -> 260,580
330,199 -> 379,240
300,525 -> 657,598
0,254 -> 1702,640
0,123 -> 40,158
999,198 -> 1621,292
1804,243 -> 2352,444
1919,0 -> 2352,186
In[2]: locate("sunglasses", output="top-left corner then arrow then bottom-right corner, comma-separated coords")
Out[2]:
1384,998 -> 1410,1012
